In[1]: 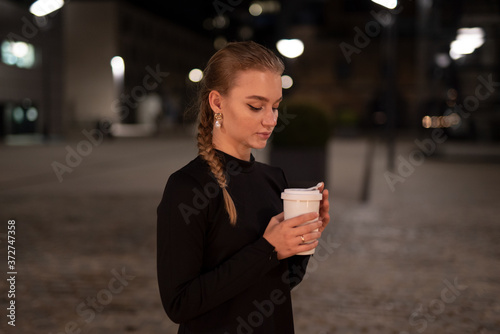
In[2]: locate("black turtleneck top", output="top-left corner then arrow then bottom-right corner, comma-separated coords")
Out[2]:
157,150 -> 310,334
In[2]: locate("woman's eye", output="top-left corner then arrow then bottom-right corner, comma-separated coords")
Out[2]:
248,104 -> 263,111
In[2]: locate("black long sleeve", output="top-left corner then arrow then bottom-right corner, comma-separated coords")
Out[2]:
157,151 -> 310,333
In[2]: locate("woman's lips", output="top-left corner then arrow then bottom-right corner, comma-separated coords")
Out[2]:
257,132 -> 272,139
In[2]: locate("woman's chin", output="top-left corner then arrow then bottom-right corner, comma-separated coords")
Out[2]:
252,140 -> 268,150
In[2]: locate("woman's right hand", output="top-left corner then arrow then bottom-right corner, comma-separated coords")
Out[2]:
263,212 -> 323,260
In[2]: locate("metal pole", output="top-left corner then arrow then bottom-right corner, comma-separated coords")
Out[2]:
385,15 -> 397,172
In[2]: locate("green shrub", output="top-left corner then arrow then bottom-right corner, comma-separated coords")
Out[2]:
272,102 -> 332,147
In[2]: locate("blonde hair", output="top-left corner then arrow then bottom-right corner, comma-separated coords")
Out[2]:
197,41 -> 284,225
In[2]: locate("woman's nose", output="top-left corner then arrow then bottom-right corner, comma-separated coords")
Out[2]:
262,108 -> 277,127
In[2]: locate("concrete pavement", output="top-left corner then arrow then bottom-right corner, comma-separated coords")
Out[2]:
0,135 -> 499,333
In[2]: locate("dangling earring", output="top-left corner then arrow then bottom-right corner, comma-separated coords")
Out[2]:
214,113 -> 223,128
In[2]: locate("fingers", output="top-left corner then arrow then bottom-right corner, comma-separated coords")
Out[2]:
299,230 -> 322,244
266,212 -> 284,233
282,212 -> 319,228
321,188 -> 329,203
318,181 -> 324,192
293,220 -> 323,237
320,190 -> 330,219
272,211 -> 323,259
319,188 -> 330,232
318,183 -> 330,220
296,239 -> 319,253
273,212 -> 285,223
320,189 -> 329,213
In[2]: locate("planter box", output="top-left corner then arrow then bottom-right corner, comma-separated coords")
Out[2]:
270,146 -> 327,188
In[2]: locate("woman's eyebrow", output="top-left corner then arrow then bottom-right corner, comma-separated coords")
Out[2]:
246,95 -> 283,103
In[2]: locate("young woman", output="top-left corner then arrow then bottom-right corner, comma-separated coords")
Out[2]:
157,41 -> 330,333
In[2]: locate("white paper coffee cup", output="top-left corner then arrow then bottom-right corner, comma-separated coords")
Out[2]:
281,188 -> 322,255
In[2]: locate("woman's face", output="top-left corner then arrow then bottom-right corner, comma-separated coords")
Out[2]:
212,69 -> 282,158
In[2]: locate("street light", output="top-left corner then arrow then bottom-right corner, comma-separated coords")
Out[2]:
111,56 -> 125,123
281,75 -> 293,89
249,3 -> 263,16
30,0 -> 65,17
188,69 -> 203,83
371,0 -> 398,173
371,0 -> 397,9
449,27 -> 485,60
276,39 -> 304,59
110,56 -> 125,78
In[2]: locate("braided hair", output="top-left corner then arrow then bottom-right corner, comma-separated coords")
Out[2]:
196,41 -> 284,225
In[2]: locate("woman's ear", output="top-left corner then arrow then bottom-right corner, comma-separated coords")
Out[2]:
209,90 -> 223,113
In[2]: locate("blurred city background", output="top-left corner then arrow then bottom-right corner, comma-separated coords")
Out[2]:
1,0 -> 499,333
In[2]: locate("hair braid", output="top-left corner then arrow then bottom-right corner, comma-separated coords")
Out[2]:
197,104 -> 237,225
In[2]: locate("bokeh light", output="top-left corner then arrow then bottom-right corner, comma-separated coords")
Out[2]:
371,0 -> 398,9
422,115 -> 461,128
212,16 -> 228,29
281,75 -> 293,89
12,42 -> 29,58
435,53 -> 451,68
214,36 -> 228,50
249,3 -> 263,16
110,56 -> 125,76
449,27 -> 485,60
276,39 -> 304,59
447,88 -> 458,100
188,68 -> 203,83
26,107 -> 38,122
1,40 -> 35,68
13,107 -> 24,124
422,116 -> 431,129
30,0 -> 64,17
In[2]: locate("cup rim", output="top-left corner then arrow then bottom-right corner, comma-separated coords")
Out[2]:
281,188 -> 322,200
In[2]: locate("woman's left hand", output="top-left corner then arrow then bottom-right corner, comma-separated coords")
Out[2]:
317,182 -> 330,233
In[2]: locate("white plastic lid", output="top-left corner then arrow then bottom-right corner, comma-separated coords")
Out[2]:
281,188 -> 322,201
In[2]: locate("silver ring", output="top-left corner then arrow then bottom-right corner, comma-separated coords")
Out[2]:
300,235 -> 305,243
